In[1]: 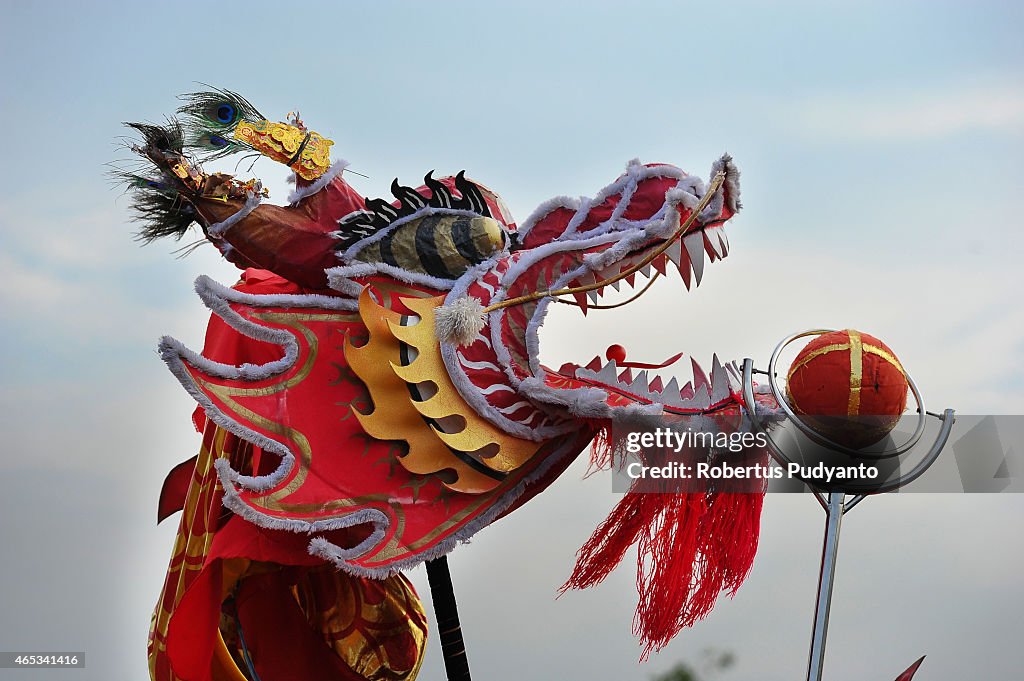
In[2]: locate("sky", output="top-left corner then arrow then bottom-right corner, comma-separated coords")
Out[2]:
0,1 -> 1022,680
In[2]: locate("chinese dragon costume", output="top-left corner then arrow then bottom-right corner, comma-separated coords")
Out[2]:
117,88 -> 778,681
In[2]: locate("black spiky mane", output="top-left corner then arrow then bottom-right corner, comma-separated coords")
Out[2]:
334,171 -> 492,250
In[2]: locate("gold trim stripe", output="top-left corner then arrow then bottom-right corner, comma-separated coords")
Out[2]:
787,342 -> 850,380
863,343 -> 905,375
847,330 -> 863,416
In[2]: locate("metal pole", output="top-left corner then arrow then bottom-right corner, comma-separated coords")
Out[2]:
426,556 -> 472,681
807,491 -> 845,681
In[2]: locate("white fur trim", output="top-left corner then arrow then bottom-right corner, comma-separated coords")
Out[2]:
287,159 -> 351,205
208,192 -> 261,238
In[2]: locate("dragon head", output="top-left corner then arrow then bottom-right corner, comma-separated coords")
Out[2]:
418,156 -> 744,442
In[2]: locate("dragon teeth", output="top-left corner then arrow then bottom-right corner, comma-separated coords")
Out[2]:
587,289 -> 600,304
665,240 -> 684,268
648,375 -> 664,393
662,377 -> 682,405
687,384 -> 712,410
628,370 -> 650,395
678,255 -> 692,290
594,360 -> 619,384
726,361 -> 743,392
585,356 -> 603,371
640,262 -> 653,278
691,357 -> 710,391
709,354 -> 731,404
683,232 -> 705,286
705,226 -> 726,258
664,240 -> 692,289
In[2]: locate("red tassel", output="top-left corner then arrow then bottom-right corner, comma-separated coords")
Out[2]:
563,450 -> 768,658
634,492 -> 708,658
586,421 -> 616,475
562,488 -> 663,592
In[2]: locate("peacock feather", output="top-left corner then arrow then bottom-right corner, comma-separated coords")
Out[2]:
176,86 -> 266,161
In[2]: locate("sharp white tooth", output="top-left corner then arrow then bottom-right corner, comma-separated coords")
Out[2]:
640,262 -> 653,278
610,279 -> 621,292
587,289 -> 600,304
594,361 -> 619,384
666,240 -> 684,268
710,355 -> 730,403
725,362 -> 743,391
576,270 -> 598,287
702,231 -> 717,262
628,371 -> 650,395
684,232 -> 705,286
661,377 -> 685,407
598,265 -> 619,282
706,226 -> 726,258
682,384 -> 711,410
720,228 -> 729,255
691,357 -> 710,391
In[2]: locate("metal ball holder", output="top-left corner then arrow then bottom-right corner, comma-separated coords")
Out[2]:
740,330 -> 956,681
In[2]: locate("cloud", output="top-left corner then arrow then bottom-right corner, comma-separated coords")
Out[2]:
785,80 -> 1024,141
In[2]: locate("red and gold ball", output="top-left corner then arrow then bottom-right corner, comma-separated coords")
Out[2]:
785,329 -> 909,449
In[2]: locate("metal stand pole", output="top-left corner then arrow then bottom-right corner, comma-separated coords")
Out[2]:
807,491 -> 845,681
426,556 -> 472,681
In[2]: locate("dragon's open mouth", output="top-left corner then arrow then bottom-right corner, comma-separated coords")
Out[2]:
545,221 -> 743,415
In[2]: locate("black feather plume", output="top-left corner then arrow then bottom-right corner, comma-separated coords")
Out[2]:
112,120 -> 201,243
